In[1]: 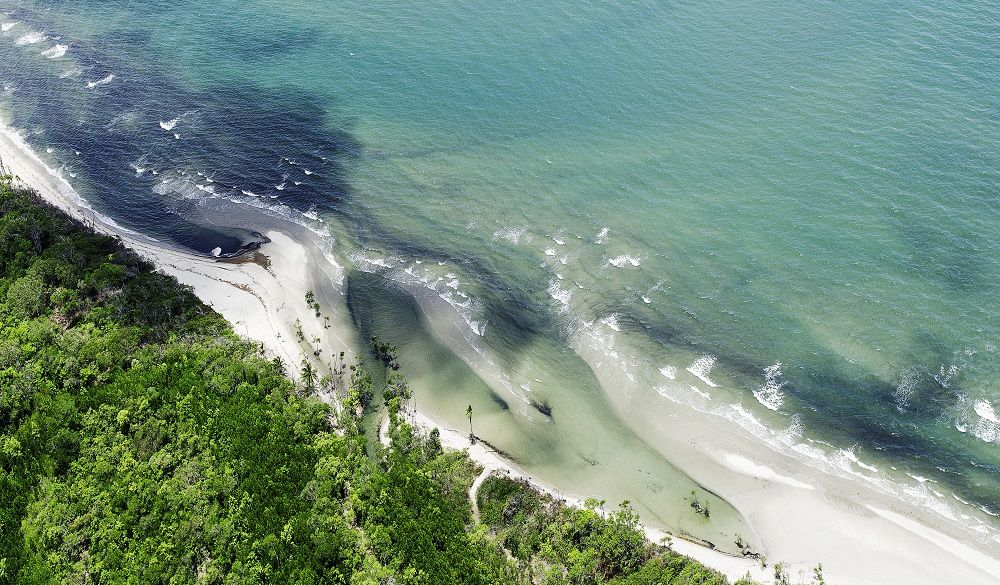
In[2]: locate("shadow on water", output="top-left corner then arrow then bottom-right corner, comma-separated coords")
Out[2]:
0,11 -> 361,255
4,1 -> 998,524
346,269 -> 512,414
345,269 -> 756,551
633,301 -> 1000,511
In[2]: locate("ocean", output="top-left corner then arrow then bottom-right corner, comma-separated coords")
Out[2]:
2,0 -> 998,549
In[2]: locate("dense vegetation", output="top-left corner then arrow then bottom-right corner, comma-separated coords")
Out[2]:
477,477 -> 759,585
0,179 -> 764,584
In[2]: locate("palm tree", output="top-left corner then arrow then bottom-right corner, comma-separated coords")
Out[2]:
301,359 -> 316,395
466,404 -> 475,444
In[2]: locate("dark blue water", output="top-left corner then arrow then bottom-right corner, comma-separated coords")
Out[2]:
2,0 -> 999,545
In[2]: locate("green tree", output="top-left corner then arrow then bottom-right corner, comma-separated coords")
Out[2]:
466,404 -> 475,443
301,357 -> 317,394
4,273 -> 44,319
0,182 -> 760,585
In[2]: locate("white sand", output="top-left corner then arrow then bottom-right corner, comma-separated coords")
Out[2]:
718,453 -> 816,491
0,122 -> 356,379
394,407 -> 773,582
580,335 -> 1000,585
4,121 -> 1000,584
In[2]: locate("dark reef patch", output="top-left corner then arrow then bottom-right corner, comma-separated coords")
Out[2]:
0,8 -> 360,256
345,270 -> 513,416
530,398 -> 553,418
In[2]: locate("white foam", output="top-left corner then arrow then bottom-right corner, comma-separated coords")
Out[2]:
654,385 -> 671,399
974,400 -> 998,423
955,395 -> 1000,444
303,169 -> 314,175
351,253 -> 396,271
653,379 -> 985,537
600,314 -> 621,332
641,295 -> 651,304
722,454 -> 815,490
566,305 -> 998,541
241,189 -> 259,197
935,364 -> 960,388
894,368 -> 919,409
835,447 -> 879,474
595,227 -> 609,244
753,361 -> 786,411
0,122 -> 143,241
211,247 -> 222,257
493,227 -> 528,245
86,73 -> 114,89
159,118 -> 179,131
608,254 -> 641,268
152,175 -> 205,200
544,248 -> 556,256
1,21 -> 17,33
355,254 -> 489,344
40,43 -> 67,58
275,182 -> 286,191
547,280 -> 572,307
15,31 -> 45,45
686,354 -> 719,387
689,385 -> 711,399
659,365 -> 677,380
441,291 -> 470,308
552,236 -> 565,245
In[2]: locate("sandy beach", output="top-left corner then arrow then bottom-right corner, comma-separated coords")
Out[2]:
3,121 -> 1000,585
0,121 -> 358,382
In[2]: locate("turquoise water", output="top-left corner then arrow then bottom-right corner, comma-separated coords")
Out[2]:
2,0 -> 999,542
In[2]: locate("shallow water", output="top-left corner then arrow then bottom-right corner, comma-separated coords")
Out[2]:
1,0 -> 998,544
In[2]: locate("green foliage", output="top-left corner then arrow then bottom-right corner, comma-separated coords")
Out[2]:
370,336 -> 399,371
773,562 -> 790,585
305,290 -> 320,316
477,476 -> 735,585
5,273 -> 45,319
690,490 -> 710,518
0,183 -> 752,585
812,564 -> 825,585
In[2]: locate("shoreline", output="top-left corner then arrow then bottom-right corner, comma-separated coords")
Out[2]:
3,121 -> 1000,584
397,408 -> 773,582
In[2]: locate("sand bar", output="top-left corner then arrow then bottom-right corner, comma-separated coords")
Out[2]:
3,121 -> 999,584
